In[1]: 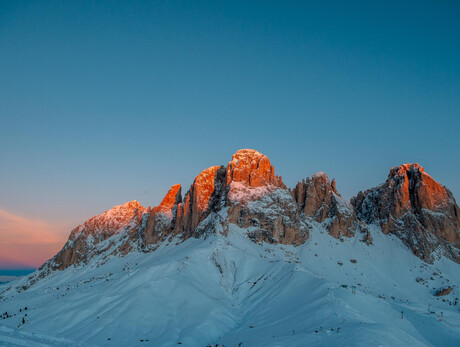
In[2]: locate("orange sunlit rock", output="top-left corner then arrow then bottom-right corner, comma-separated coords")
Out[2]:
69,200 -> 146,240
143,184 -> 182,246
29,151 -> 460,273
175,166 -> 225,235
225,149 -> 307,245
385,163 -> 451,217
53,201 -> 147,270
226,149 -> 285,188
193,166 -> 222,211
153,184 -> 182,216
352,163 -> 460,263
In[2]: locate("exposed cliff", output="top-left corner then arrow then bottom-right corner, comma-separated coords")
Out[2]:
352,163 -> 460,263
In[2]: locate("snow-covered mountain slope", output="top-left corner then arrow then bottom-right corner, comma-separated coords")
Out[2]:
1,149 -> 459,346
33,149 -> 460,275
1,224 -> 459,346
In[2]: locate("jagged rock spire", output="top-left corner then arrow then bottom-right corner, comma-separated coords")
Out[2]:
174,165 -> 226,237
292,172 -> 357,238
43,154 -> 460,274
143,184 -> 182,245
153,184 -> 182,216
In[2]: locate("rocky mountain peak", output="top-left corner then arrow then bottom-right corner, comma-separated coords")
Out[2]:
387,163 -> 450,211
122,200 -> 143,208
226,149 -> 285,189
42,152 -> 460,274
172,165 -> 226,238
389,163 -> 424,178
352,164 -> 460,263
49,200 -> 147,270
192,166 -> 224,211
70,200 -> 146,240
293,172 -> 357,238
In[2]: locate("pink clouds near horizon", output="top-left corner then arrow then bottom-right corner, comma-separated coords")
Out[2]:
0,209 -> 69,268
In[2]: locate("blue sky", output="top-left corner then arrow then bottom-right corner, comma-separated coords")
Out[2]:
1,1 -> 459,266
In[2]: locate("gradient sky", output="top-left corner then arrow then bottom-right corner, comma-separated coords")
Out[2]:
1,1 -> 459,268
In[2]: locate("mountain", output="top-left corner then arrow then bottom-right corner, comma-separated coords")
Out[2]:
1,150 -> 459,346
292,172 -> 357,239
352,163 -> 460,264
49,200 -> 148,271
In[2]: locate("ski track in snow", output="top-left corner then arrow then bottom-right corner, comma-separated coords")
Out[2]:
1,225 -> 459,346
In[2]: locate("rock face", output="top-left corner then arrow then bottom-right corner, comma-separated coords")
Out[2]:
50,201 -> 147,270
154,184 -> 182,216
143,184 -> 181,246
352,164 -> 460,263
225,149 -> 306,245
144,149 -> 307,246
70,200 -> 145,240
43,153 -> 460,274
226,149 -> 285,189
174,165 -> 226,239
358,221 -> 373,245
43,149 -> 366,272
143,165 -> 228,247
227,188 -> 306,245
293,172 -> 357,238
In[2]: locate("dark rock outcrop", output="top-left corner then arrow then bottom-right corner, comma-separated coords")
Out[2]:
358,221 -> 373,245
293,172 -> 357,238
435,286 -> 452,296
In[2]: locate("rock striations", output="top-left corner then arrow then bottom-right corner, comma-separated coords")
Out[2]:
226,149 -> 285,189
292,172 -> 357,239
352,163 -> 460,263
42,151 -> 460,274
143,184 -> 181,246
225,150 -> 305,245
174,165 -> 226,238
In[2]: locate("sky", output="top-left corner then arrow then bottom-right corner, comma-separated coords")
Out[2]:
1,0 -> 459,268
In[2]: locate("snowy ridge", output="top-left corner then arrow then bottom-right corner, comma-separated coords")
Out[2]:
227,182 -> 280,203
70,200 -> 146,240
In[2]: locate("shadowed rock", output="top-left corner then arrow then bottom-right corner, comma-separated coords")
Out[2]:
174,165 -> 226,239
225,149 -> 306,245
143,184 -> 182,246
293,172 -> 357,238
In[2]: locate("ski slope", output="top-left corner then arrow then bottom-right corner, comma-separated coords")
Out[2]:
1,225 -> 459,346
